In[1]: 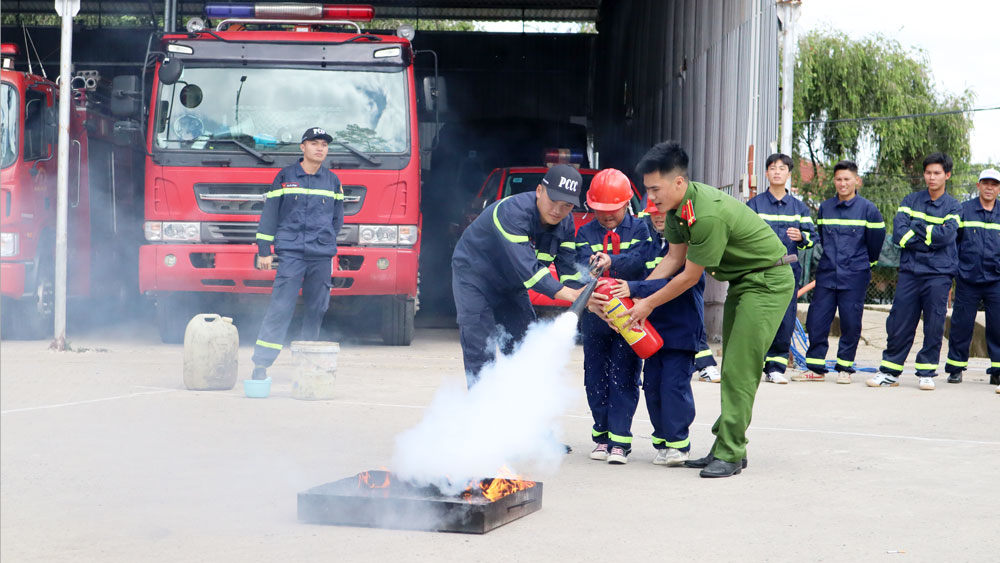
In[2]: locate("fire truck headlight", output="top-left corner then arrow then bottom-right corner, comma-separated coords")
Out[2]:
358,225 -> 397,245
161,222 -> 202,242
144,221 -> 163,241
0,232 -> 18,257
397,225 -> 419,246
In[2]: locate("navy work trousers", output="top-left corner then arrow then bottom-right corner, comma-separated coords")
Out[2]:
643,348 -> 695,452
453,270 -> 536,388
763,277 -> 800,374
880,272 -> 953,377
252,254 -> 332,367
804,275 -> 869,374
946,278 -> 1000,376
693,328 -> 717,371
582,315 -> 642,450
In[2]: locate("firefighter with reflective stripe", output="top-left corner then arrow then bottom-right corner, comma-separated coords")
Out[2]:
641,199 -> 720,383
605,198 -> 706,467
869,153 -> 961,390
747,154 -> 817,384
945,168 -> 1000,390
250,127 -> 345,379
575,169 -> 650,464
452,164 -> 585,387
798,160 -> 885,384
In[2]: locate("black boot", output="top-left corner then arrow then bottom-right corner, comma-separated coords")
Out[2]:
684,452 -> 747,469
991,373 -> 999,386
946,372 -> 962,384
700,458 -> 743,478
251,366 -> 268,380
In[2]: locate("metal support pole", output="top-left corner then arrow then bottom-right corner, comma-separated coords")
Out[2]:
52,0 -> 79,349
779,0 -> 800,157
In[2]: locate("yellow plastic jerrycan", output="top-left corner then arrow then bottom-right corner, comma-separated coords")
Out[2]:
183,314 -> 239,390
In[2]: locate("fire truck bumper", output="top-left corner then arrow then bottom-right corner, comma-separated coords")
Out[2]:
139,244 -> 418,296
0,262 -> 27,298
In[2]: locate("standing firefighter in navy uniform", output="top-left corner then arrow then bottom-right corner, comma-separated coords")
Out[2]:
452,164 -> 586,388
250,127 -> 344,380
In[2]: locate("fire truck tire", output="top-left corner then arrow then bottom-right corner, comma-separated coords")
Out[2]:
381,295 -> 415,346
157,293 -> 197,344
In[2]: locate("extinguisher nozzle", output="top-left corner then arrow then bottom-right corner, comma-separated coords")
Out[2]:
567,278 -> 600,318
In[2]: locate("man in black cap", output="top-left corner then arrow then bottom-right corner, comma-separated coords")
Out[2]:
250,127 -> 344,380
452,164 -> 586,387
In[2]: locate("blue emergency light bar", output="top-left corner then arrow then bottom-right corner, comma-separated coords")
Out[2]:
205,3 -> 374,21
544,148 -> 585,168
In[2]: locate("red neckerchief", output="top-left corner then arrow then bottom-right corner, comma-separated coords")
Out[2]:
602,230 -> 621,255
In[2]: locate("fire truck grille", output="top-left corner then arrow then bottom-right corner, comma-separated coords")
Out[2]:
194,183 -> 271,214
202,222 -> 259,243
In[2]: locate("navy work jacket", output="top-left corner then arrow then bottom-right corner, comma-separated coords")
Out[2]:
624,230 -> 704,352
956,198 -> 1000,283
574,213 -> 651,280
893,190 -> 961,276
747,190 -> 816,275
452,192 -> 581,299
814,195 -> 886,289
256,161 -> 345,259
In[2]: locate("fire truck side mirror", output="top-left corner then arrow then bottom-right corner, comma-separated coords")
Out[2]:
110,75 -> 140,117
158,57 -> 184,86
422,76 -> 448,113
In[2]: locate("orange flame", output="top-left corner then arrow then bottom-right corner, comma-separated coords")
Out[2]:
462,465 -> 536,502
358,470 -> 390,489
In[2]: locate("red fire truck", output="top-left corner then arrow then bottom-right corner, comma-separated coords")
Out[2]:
127,4 -> 421,344
1,44 -> 143,339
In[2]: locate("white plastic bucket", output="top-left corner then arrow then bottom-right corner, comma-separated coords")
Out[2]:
289,341 -> 339,400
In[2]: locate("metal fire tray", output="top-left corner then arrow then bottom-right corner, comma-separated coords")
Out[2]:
297,470 -> 543,534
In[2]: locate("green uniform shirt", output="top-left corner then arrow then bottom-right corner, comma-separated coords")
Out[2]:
662,181 -> 787,281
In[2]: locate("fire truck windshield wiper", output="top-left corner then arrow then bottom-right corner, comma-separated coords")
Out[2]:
208,138 -> 274,164
330,141 -> 380,166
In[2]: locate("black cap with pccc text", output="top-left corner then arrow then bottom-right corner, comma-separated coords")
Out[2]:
301,127 -> 334,143
541,164 -> 583,207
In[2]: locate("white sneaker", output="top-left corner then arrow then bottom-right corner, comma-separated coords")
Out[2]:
995,384 -> 999,394
919,377 -> 935,391
764,371 -> 789,384
695,365 -> 721,383
590,443 -> 609,461
653,447 -> 689,467
866,373 -> 899,387
836,372 -> 852,384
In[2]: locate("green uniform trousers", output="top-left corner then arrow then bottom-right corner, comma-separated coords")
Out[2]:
710,265 -> 795,462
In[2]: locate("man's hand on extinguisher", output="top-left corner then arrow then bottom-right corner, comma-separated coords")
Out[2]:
587,291 -> 617,329
609,278 -> 630,298
616,297 -> 653,332
589,252 -> 611,273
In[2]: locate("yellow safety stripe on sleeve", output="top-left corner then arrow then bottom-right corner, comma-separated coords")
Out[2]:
560,241 -> 576,249
757,213 -> 812,223
925,224 -> 933,246
256,339 -> 283,350
992,361 -> 1000,368
592,428 -> 608,437
898,229 -> 915,248
945,358 -> 968,367
662,438 -> 690,449
645,257 -> 662,269
870,261 -> 879,268
576,242 -> 589,248
637,211 -> 649,218
535,251 -> 555,262
880,359 -> 904,371
805,357 -> 826,366
959,220 -> 1000,230
798,230 -> 814,249
608,432 -> 632,444
694,349 -> 713,359
492,199 -> 530,243
587,238 -> 646,252
256,233 -> 274,241
896,207 -> 959,225
817,218 -> 885,228
765,355 -> 789,365
523,267 -> 551,289
560,271 -> 582,283
266,187 -> 344,199
913,362 -> 937,370
836,358 -> 854,368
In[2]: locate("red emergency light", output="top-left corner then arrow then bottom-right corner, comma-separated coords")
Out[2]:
1,43 -> 20,55
543,148 -> 584,169
204,3 -> 374,22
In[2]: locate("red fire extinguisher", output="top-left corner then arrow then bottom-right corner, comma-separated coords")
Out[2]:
594,277 -> 664,359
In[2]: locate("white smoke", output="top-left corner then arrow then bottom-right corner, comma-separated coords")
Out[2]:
391,312 -> 581,495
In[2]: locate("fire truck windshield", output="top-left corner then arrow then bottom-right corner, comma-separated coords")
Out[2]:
1,83 -> 18,169
154,66 -> 408,155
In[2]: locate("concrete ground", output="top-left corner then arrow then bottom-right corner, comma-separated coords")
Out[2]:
1,315 -> 998,563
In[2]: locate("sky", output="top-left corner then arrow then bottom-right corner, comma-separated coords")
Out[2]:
482,0 -> 1000,164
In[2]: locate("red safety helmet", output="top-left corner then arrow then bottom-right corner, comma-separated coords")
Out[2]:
587,168 -> 633,211
644,198 -> 664,215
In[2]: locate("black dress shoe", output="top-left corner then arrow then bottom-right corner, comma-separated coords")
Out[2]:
684,452 -> 748,469
700,458 -> 743,478
947,373 -> 962,384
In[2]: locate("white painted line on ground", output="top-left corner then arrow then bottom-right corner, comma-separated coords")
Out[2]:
0,389 -> 176,415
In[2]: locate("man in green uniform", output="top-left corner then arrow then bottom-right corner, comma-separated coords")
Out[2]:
619,141 -> 794,478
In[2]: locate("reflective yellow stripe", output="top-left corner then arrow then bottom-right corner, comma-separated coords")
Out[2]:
559,272 -> 582,283
959,220 -> 1000,230
588,238 -> 645,252
256,339 -> 282,350
637,211 -> 649,218
536,252 -> 555,262
899,230 -> 915,248
836,358 -> 854,367
757,213 -> 810,222
867,221 -> 886,228
663,438 -> 690,449
880,359 -> 904,371
695,349 -> 713,359
266,187 -> 342,199
523,267 -> 551,289
925,224 -> 933,245
992,362 -> 1000,368
765,355 -> 789,365
817,218 -> 885,228
897,207 -> 959,225
592,428 -> 608,437
576,242 -> 589,247
493,199 -> 530,243
650,436 -> 665,445
870,261 -> 879,268
645,257 -> 662,269
560,241 -> 576,249
805,357 -> 826,366
914,362 -> 937,370
799,230 -> 814,248
800,216 -> 814,224
608,432 -> 632,444
256,233 -> 274,241
945,358 -> 968,367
